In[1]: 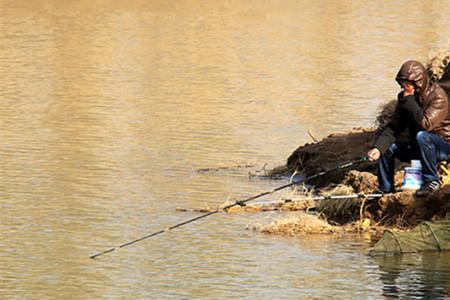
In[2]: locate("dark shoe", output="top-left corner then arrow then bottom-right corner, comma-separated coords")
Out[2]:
374,187 -> 393,194
416,181 -> 441,197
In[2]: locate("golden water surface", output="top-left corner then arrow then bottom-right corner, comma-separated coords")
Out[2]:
2,1 -> 450,299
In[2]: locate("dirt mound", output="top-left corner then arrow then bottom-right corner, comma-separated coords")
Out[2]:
314,170 -> 450,228
252,213 -> 340,236
285,128 -> 377,186
282,98 -> 409,187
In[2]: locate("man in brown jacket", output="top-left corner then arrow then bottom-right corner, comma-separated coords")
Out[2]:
368,60 -> 450,196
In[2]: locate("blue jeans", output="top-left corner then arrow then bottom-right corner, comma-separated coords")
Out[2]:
378,131 -> 450,192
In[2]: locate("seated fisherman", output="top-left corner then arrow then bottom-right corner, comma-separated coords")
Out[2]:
368,60 -> 450,196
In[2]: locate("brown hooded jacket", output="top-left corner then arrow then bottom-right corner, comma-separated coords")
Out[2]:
373,60 -> 450,153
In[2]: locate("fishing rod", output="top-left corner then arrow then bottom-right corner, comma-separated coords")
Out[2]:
89,156 -> 368,259
285,192 -> 383,202
249,192 -> 384,207
308,193 -> 383,201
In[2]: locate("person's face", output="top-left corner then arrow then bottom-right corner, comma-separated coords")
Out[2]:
400,81 -> 415,94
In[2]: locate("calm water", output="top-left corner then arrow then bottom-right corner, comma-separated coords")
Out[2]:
2,1 -> 450,299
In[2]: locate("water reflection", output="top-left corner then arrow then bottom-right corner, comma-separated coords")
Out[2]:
373,252 -> 450,299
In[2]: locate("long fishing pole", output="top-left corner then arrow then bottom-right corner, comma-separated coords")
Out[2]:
308,193 -> 383,201
249,192 -> 384,207
90,157 -> 368,259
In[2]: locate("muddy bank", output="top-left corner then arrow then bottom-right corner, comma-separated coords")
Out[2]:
282,98 -> 398,186
248,144 -> 450,238
286,127 -> 377,185
269,123 -> 450,231
316,170 -> 450,227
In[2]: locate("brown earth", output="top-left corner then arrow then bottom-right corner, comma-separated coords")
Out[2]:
272,111 -> 450,233
317,170 -> 450,228
249,139 -> 450,238
285,127 -> 377,186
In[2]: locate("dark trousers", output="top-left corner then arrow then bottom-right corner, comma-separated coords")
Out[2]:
378,131 -> 450,192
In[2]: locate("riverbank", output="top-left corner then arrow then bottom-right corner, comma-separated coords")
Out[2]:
253,51 -> 450,238
248,128 -> 450,239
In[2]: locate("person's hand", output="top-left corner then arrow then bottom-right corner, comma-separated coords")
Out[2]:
367,148 -> 381,161
401,82 -> 415,97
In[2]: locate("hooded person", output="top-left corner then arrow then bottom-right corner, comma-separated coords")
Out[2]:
368,60 -> 450,196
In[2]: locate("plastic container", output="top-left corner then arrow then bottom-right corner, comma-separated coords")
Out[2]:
402,160 -> 423,190
411,160 -> 422,169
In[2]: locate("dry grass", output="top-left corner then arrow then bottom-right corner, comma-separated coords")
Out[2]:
280,199 -> 315,211
321,183 -> 355,196
427,48 -> 450,82
212,185 -> 317,213
279,185 -> 316,211
252,213 -> 340,236
375,99 -> 397,129
340,170 -> 378,193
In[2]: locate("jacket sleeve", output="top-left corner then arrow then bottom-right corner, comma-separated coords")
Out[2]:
439,79 -> 450,91
398,95 -> 424,123
371,104 -> 407,153
419,91 -> 448,131
398,89 -> 449,131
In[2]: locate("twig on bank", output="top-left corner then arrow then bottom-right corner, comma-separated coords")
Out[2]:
307,130 -> 318,143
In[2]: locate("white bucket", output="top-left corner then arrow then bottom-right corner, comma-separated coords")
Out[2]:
402,167 -> 423,190
411,160 -> 422,169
